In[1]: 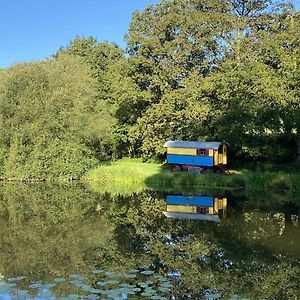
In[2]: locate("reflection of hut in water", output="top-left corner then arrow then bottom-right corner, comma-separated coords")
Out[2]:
163,195 -> 227,222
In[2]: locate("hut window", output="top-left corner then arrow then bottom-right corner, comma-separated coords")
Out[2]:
197,149 -> 206,155
197,207 -> 208,213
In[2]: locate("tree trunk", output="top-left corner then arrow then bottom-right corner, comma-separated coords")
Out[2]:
296,136 -> 300,161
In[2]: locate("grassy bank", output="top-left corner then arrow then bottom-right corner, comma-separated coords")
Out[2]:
84,159 -> 300,192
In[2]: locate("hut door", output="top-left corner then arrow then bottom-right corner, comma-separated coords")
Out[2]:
223,146 -> 227,165
218,146 -> 223,164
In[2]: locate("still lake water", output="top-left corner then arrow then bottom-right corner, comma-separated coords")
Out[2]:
0,183 -> 299,300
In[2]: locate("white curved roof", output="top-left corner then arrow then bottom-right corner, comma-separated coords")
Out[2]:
163,141 -> 225,150
163,211 -> 221,222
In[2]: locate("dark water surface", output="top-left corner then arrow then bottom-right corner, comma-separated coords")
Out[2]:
0,183 -> 299,299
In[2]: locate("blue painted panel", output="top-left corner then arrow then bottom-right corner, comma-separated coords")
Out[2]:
167,154 -> 213,167
167,196 -> 214,206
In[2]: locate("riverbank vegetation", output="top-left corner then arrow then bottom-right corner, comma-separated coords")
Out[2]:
0,0 -> 299,180
85,159 -> 300,192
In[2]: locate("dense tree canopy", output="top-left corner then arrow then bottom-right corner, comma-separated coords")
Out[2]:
0,54 -> 114,179
109,0 -> 300,160
0,0 -> 299,179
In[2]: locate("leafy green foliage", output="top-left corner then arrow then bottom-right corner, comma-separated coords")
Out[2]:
106,0 -> 300,161
1,0 -> 300,179
199,60 -> 296,159
130,89 -> 211,158
0,55 -> 113,179
56,36 -> 124,101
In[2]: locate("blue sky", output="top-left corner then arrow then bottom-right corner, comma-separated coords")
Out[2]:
0,0 -> 160,68
0,0 -> 299,68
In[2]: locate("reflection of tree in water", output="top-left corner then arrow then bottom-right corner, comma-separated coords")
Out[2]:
0,185 -> 299,299
0,183 -> 116,297
99,191 -> 300,299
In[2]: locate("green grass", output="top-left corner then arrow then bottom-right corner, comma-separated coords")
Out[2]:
85,158 -> 162,183
84,158 -> 300,193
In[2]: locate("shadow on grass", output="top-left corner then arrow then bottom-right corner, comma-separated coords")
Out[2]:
144,163 -> 300,193
85,159 -> 300,197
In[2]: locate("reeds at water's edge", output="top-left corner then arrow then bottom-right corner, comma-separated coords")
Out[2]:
84,159 -> 300,192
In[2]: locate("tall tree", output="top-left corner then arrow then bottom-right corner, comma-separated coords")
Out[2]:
114,0 -> 299,160
0,55 -> 114,179
126,0 -> 232,96
56,36 -> 124,101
